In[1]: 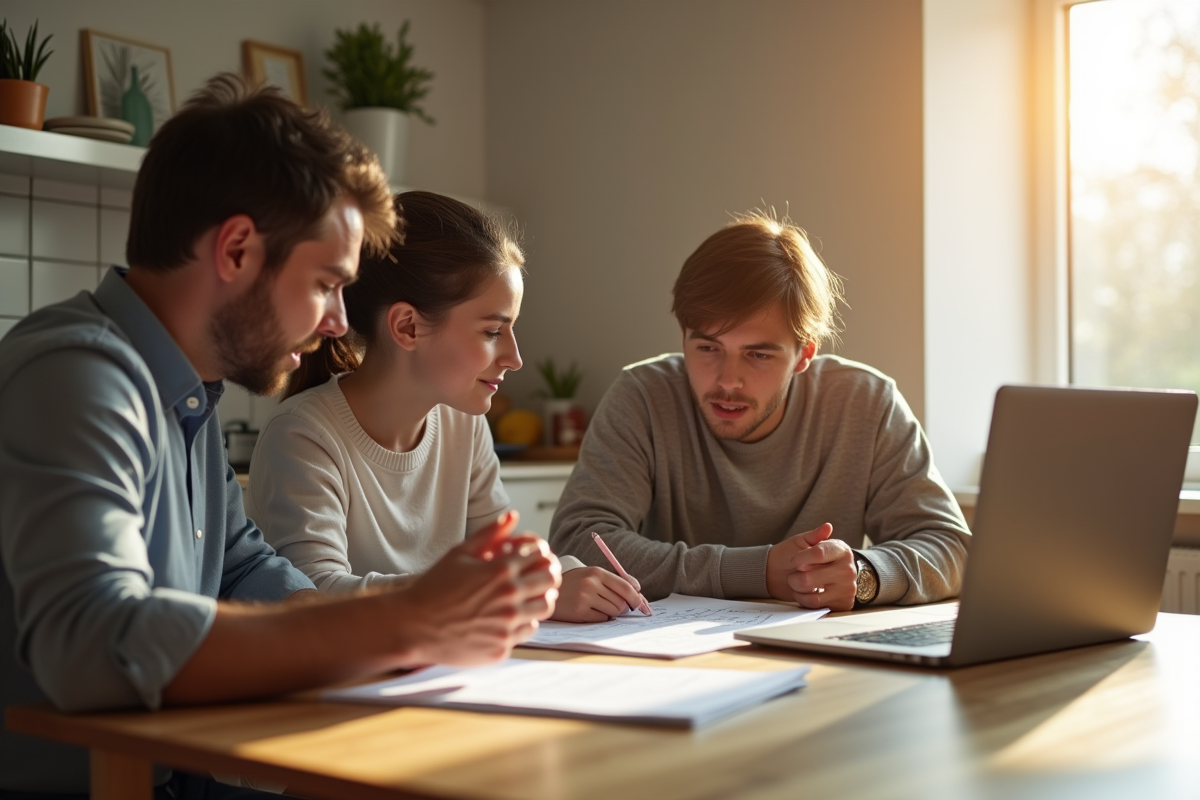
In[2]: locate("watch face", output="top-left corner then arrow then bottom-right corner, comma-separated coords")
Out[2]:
856,561 -> 878,602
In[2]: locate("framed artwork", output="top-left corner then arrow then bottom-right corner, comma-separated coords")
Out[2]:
242,40 -> 307,106
81,30 -> 176,148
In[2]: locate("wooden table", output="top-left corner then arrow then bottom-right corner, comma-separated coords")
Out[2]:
9,612 -> 1200,800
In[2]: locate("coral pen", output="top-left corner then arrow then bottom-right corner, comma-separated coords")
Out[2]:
590,531 -> 653,616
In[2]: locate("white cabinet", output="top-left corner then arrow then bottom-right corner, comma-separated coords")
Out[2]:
499,463 -> 574,539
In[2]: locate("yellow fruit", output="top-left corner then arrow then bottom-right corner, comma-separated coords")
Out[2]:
495,408 -> 542,446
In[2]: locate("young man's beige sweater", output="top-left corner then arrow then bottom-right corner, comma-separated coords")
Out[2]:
549,354 -> 971,605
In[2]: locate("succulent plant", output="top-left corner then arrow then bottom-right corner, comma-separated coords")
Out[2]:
0,19 -> 53,82
536,358 -> 584,400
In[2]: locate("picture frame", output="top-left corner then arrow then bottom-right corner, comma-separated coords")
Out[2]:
242,40 -> 307,107
81,30 -> 176,148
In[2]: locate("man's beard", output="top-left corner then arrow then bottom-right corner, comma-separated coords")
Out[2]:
692,383 -> 789,443
209,272 -> 320,396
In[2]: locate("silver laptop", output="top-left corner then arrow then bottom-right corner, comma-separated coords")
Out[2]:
736,385 -> 1197,667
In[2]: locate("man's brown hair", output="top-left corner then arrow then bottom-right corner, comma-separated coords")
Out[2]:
127,73 -> 395,272
671,211 -> 844,347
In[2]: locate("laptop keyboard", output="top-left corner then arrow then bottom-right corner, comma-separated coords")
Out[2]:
833,618 -> 956,647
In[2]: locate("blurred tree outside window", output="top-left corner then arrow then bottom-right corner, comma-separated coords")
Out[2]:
1069,0 -> 1200,443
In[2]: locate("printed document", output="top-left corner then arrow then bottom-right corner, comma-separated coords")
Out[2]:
526,594 -> 829,658
324,658 -> 811,728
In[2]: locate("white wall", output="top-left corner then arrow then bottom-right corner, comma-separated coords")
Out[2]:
1,0 -> 487,198
4,0 -> 1040,484
484,0 -> 927,419
923,0 -> 1036,488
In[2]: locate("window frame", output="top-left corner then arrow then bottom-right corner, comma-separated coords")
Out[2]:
1037,0 -> 1200,484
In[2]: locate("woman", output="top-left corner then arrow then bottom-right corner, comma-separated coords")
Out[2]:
248,191 -> 641,621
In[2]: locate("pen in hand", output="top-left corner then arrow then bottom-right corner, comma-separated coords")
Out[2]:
590,531 -> 653,616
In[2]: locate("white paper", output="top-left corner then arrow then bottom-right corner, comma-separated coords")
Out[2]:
526,594 -> 829,658
324,658 -> 810,728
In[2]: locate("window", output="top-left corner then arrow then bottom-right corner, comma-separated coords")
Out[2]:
1068,0 -> 1200,446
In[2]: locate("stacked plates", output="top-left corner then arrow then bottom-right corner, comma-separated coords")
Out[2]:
43,116 -> 136,144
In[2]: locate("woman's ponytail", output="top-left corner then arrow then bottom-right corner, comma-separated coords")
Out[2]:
284,335 -> 362,399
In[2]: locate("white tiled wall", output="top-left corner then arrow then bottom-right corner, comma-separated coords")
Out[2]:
1,173 -> 113,331
0,257 -> 29,316
31,261 -> 101,311
0,172 -> 277,431
100,208 -> 132,267
32,200 -> 99,264
0,195 -> 29,256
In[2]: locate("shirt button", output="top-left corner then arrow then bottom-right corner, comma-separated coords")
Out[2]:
186,397 -> 200,410
195,529 -> 203,540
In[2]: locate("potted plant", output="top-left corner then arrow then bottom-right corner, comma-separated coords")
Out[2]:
536,358 -> 586,448
0,19 -> 53,130
323,20 -> 433,186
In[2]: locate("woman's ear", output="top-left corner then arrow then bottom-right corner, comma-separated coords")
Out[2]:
386,302 -> 420,351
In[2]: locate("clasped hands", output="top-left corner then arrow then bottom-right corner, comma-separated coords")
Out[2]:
402,510 -> 562,665
766,522 -> 857,611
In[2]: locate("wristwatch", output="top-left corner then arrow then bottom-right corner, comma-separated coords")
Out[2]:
854,554 -> 879,608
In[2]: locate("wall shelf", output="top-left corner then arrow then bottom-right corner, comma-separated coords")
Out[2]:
0,125 -> 143,188
0,125 -> 505,214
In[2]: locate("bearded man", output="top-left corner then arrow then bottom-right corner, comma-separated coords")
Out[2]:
0,74 -> 558,798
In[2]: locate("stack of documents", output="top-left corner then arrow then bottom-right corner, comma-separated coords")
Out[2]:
324,658 -> 810,728
526,594 -> 829,658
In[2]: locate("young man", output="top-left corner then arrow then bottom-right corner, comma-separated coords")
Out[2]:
0,75 -> 560,798
550,213 -> 969,621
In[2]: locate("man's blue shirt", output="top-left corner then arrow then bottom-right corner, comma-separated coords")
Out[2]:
0,268 -> 314,793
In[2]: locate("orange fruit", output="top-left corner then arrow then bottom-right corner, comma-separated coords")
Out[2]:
495,408 -> 542,446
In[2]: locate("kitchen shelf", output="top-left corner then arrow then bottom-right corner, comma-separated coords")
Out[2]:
0,125 -> 143,188
0,125 -> 505,213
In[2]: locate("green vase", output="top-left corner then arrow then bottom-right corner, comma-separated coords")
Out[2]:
121,65 -> 153,147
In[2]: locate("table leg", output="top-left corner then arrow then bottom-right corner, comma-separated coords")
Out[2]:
91,748 -> 153,800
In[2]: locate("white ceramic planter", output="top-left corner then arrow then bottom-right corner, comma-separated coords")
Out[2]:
341,107 -> 409,187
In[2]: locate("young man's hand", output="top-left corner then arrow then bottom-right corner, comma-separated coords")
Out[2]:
766,523 -> 857,611
396,511 -> 562,665
551,566 -> 644,622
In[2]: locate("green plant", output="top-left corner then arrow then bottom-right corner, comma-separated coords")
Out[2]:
0,19 -> 53,82
536,358 -> 584,400
323,21 -> 434,124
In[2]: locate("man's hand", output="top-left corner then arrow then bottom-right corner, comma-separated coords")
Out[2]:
395,511 -> 562,665
766,523 -> 857,611
551,567 -> 644,622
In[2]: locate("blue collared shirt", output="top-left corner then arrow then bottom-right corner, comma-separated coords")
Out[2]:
0,268 -> 314,793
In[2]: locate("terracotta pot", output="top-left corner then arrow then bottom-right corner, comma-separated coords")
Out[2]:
0,80 -> 49,130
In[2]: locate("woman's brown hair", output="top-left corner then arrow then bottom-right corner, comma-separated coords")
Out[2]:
284,191 -> 524,398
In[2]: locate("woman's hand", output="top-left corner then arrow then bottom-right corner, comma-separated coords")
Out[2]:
550,566 -> 644,623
